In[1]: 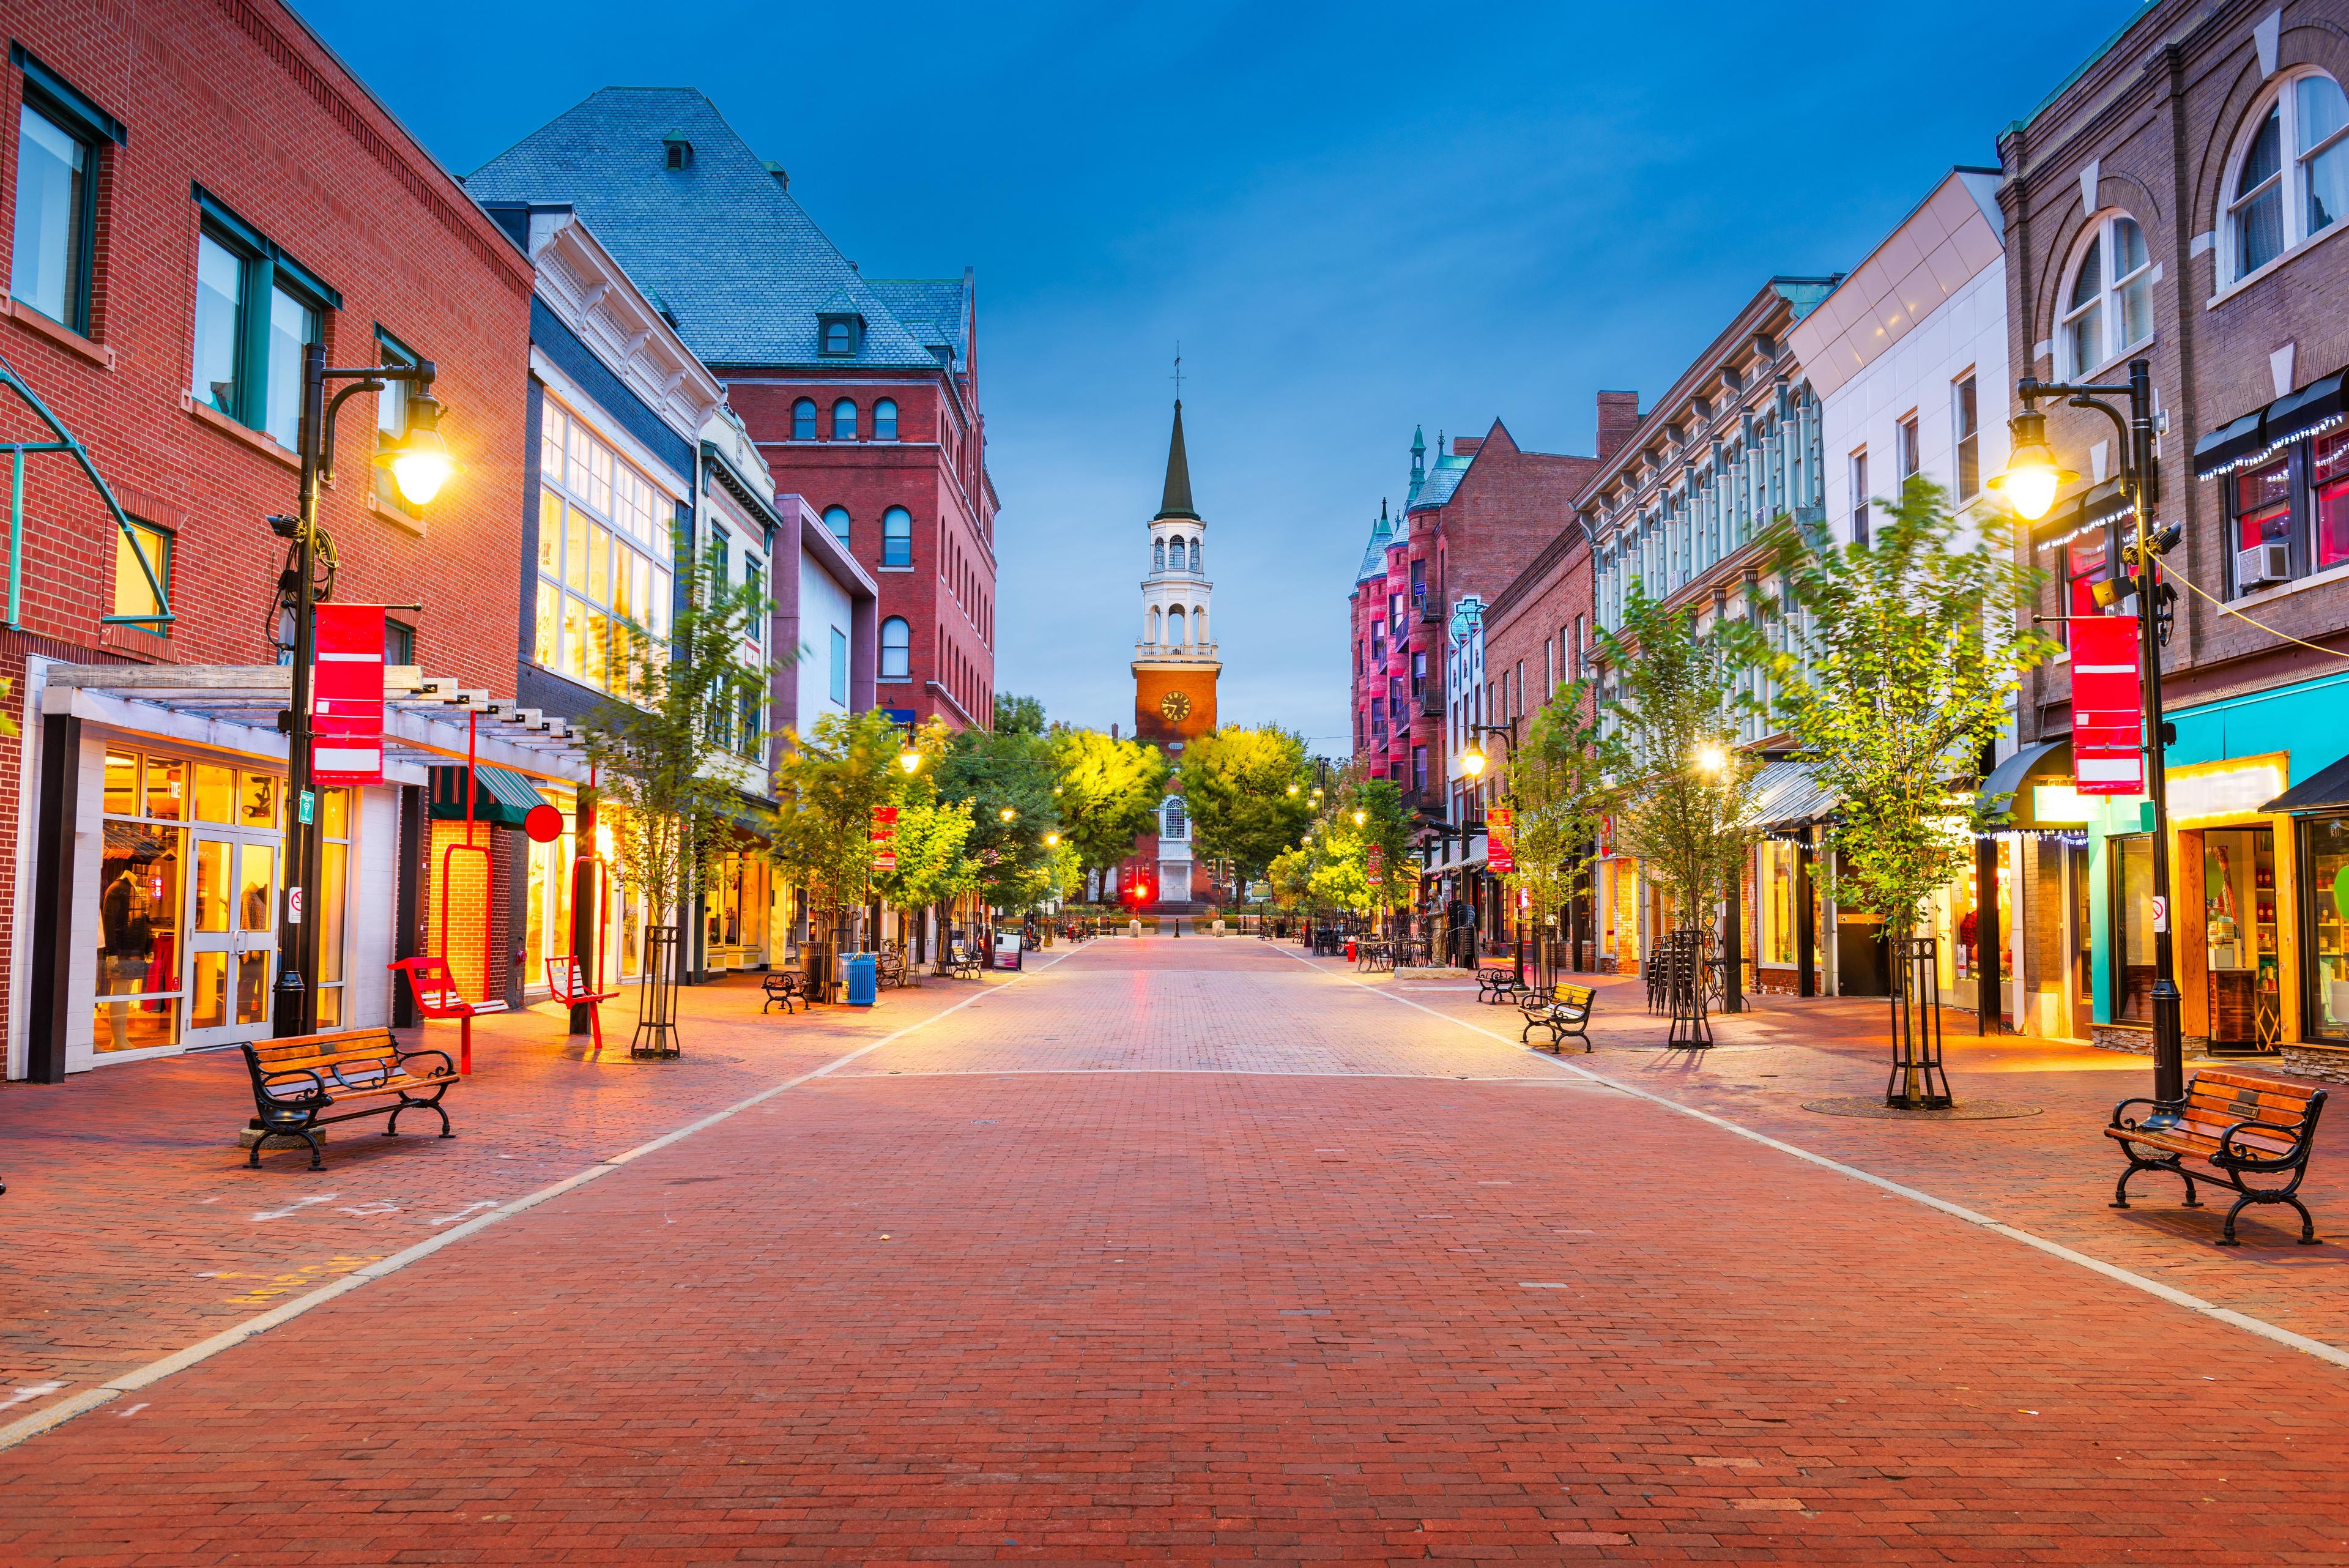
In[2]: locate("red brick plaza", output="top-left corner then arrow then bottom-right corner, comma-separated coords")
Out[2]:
6,937 -> 2349,1564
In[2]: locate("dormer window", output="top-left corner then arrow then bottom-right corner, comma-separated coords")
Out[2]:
663,135 -> 692,169
817,310 -> 864,357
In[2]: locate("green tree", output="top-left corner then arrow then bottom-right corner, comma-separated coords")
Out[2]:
1309,776 -> 1415,925
937,716 -> 1064,913
1595,584 -> 1759,932
1757,477 -> 2056,931
1181,725 -> 1314,885
583,540 -> 772,1004
1499,679 -> 1618,969
993,692 -> 1048,736
764,708 -> 927,962
1050,727 -> 1169,877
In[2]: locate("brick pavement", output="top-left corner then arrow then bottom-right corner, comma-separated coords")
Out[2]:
3,934 -> 2349,1563
0,961 -> 1017,1398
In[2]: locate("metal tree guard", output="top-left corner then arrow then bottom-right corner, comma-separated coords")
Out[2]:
633,926 -> 683,1059
1885,934 -> 1951,1109
1666,926 -> 1713,1048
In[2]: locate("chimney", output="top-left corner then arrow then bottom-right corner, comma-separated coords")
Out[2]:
1452,437 -> 1482,457
1595,390 -> 1641,463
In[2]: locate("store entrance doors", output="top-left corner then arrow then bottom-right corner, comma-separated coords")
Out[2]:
184,828 -> 279,1048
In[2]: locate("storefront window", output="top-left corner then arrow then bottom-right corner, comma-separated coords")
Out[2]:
1759,840 -> 1795,967
2303,816 -> 2349,1041
94,813 -> 184,1053
2233,455 -> 2293,554
2112,833 -> 2156,1024
2314,430 -> 2349,572
315,789 -> 350,1028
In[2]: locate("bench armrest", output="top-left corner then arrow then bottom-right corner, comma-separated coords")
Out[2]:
2109,1094 -> 2181,1131
257,1066 -> 328,1104
395,1046 -> 456,1079
2216,1117 -> 2311,1167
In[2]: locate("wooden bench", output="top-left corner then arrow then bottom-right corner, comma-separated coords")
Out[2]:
240,1028 -> 457,1171
1476,965 -> 1523,1005
877,948 -> 908,989
546,956 -> 620,1052
2107,1068 -> 2329,1246
1520,983 -> 1597,1052
388,956 -> 508,1076
946,943 -> 984,979
762,970 -> 806,1014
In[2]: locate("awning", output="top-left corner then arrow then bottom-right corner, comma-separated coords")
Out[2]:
2262,750 -> 2349,815
2030,477 -> 2134,546
428,763 -> 548,828
1746,759 -> 1838,832
1978,738 -> 2071,823
2195,367 -> 2349,479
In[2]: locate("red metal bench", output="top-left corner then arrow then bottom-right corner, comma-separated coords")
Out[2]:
546,954 -> 620,1052
388,955 -> 508,1076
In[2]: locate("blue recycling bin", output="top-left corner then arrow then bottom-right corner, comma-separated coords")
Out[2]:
843,951 -> 878,1007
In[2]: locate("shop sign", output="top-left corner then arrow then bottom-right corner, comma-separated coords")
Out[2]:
2071,617 -> 2143,795
2167,756 -> 2287,823
1487,806 -> 1516,874
311,604 -> 386,787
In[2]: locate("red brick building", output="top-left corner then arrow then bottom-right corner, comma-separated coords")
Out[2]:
0,1 -> 535,1078
1346,401 -> 1634,809
467,89 -> 1000,733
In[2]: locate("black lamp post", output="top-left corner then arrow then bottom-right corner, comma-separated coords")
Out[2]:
1994,357 -> 2184,1101
1458,716 -> 1521,975
270,343 -> 451,1038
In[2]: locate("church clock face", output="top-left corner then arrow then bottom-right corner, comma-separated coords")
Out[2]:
1159,690 -> 1193,722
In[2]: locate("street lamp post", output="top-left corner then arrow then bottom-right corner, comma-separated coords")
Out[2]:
271,343 -> 451,1038
1993,357 -> 2183,1101
1457,716 -> 1521,976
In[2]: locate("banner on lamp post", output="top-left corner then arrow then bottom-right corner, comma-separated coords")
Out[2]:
311,604 -> 386,787
2071,615 -> 2145,796
1486,806 -> 1516,874
1367,844 -> 1384,885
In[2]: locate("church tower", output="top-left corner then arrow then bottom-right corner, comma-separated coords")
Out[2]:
1127,396 -> 1220,907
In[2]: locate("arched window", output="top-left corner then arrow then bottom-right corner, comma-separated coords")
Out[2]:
2227,72 -> 2349,281
1192,604 -> 1206,644
1168,605 -> 1187,644
1152,539 -> 1166,572
823,321 -> 852,355
1169,534 -> 1187,571
792,399 -> 817,440
882,506 -> 912,567
879,616 -> 910,680
1189,538 -> 1202,572
823,506 -> 851,546
1148,606 -> 1161,643
833,399 -> 858,440
872,398 -> 898,440
2060,213 -> 2152,377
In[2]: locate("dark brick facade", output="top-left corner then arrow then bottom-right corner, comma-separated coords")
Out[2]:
0,0 -> 533,1062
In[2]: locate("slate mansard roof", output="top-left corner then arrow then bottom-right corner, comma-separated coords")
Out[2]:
467,87 -> 969,373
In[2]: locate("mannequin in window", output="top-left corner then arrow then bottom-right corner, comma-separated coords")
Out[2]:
100,838 -> 161,1049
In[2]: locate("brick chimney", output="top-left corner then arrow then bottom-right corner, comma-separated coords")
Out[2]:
1452,437 -> 1482,457
1595,390 -> 1641,463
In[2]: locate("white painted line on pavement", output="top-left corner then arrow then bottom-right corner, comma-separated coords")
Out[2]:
1277,945 -> 2349,1373
0,953 -> 1074,1455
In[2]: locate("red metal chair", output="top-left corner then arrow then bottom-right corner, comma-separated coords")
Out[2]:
546,955 -> 621,1053
388,954 -> 508,1076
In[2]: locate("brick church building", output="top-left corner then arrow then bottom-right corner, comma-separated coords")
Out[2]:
467,87 -> 999,733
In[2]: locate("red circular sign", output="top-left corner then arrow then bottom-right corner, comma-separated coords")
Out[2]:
524,803 -> 564,843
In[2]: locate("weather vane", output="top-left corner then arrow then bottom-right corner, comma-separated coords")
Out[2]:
1171,344 -> 1182,403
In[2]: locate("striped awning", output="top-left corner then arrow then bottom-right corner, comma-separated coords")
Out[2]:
428,763 -> 548,828
1745,759 -> 1839,832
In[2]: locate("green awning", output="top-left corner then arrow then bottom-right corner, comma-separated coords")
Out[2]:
428,764 -> 547,828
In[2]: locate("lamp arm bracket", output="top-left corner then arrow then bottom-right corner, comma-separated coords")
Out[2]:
317,379 -> 385,487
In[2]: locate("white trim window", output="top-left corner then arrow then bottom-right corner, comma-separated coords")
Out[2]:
2226,71 -> 2349,283
533,397 -> 675,697
2060,212 -> 2152,378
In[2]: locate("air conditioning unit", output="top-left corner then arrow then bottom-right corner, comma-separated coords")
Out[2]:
2236,541 -> 2292,589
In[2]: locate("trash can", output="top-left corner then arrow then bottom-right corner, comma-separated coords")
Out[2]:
843,951 -> 878,1007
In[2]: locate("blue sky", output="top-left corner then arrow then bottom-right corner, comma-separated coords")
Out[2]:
297,0 -> 2138,752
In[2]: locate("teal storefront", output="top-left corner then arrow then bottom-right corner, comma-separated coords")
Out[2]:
2039,669 -> 2349,1062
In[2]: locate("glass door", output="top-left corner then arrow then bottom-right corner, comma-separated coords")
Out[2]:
184,830 -> 276,1048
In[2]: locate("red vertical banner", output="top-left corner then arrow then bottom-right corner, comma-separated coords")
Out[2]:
1486,806 -> 1516,874
2071,615 -> 2145,796
311,604 -> 386,787
870,804 -> 899,874
1366,844 -> 1385,885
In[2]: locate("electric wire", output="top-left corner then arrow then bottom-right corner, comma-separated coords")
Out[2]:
2162,558 -> 2349,661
